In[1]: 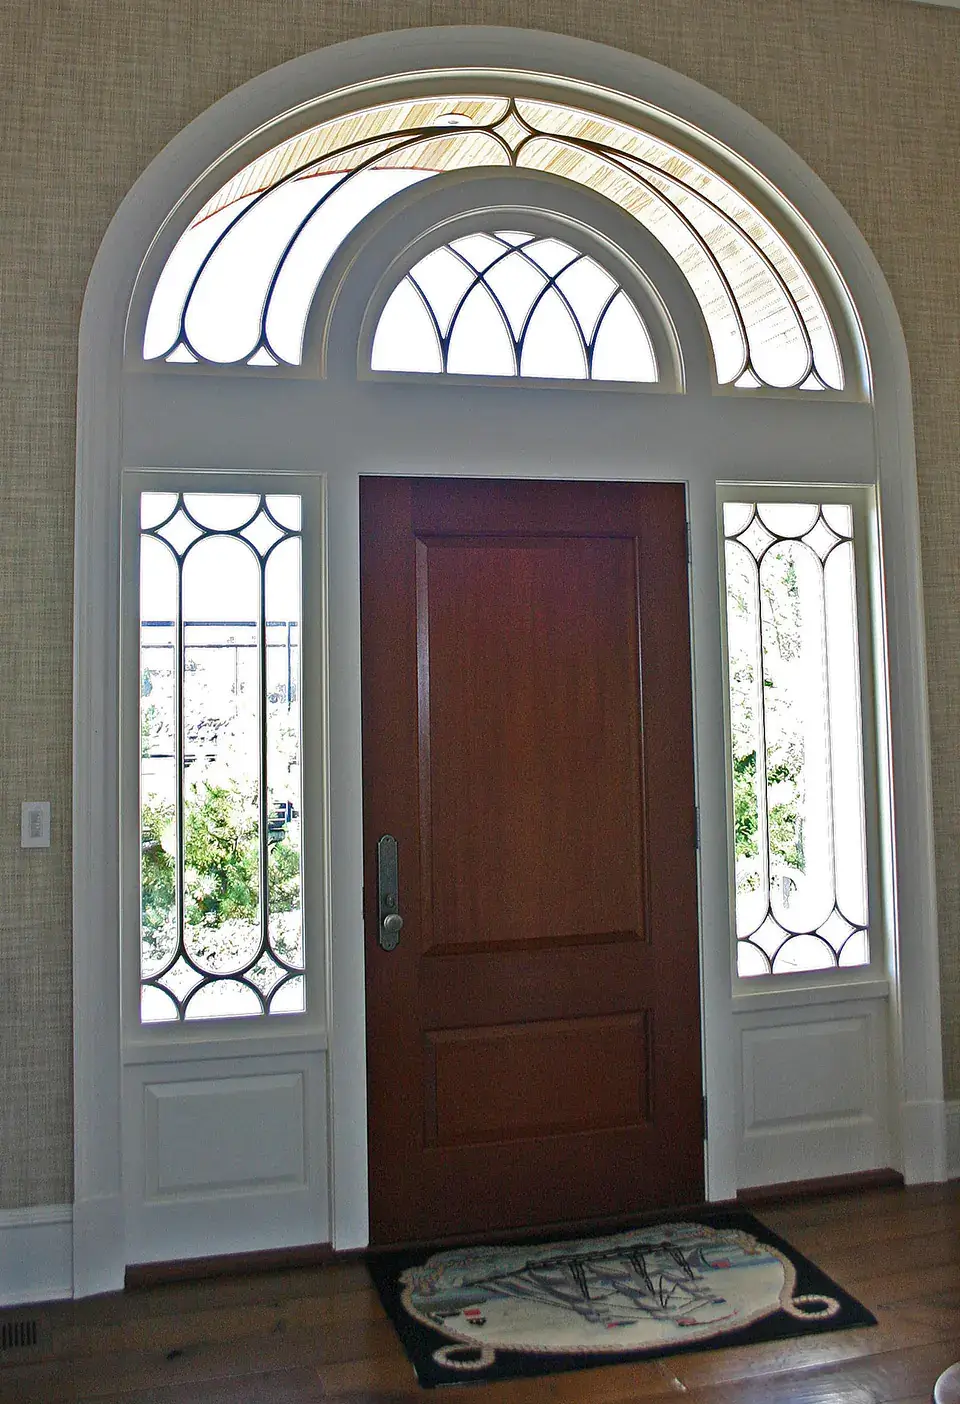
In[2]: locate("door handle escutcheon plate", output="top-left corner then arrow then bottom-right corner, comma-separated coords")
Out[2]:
377,835 -> 403,950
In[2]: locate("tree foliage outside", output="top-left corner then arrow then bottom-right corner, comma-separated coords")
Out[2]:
141,779 -> 303,974
726,539 -> 807,903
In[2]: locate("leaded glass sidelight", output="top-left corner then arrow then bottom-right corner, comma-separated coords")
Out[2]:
142,93 -> 845,391
139,492 -> 305,1021
370,230 -> 658,381
723,502 -> 869,977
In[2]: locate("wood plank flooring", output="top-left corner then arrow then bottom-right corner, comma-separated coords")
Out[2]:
2,1183 -> 957,1403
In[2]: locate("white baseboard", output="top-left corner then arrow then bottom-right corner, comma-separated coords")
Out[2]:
900,1097 -> 949,1184
946,1100 -> 960,1179
0,1205 -> 73,1306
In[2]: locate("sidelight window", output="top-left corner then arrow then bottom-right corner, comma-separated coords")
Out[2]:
138,491 -> 305,1021
722,499 -> 871,978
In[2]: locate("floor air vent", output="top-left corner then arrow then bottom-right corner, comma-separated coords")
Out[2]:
1,1318 -> 41,1353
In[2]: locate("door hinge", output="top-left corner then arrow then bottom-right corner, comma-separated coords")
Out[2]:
685,519 -> 692,563
702,1094 -> 708,1131
694,806 -> 701,850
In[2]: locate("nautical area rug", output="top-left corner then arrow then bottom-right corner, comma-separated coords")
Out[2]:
367,1209 -> 876,1388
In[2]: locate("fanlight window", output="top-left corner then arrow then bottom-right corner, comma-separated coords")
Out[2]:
723,501 -> 869,977
371,230 -> 658,381
144,94 -> 844,391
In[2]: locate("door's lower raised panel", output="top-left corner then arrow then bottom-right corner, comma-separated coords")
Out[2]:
425,1013 -> 652,1146
122,1051 -> 328,1266
735,999 -> 892,1188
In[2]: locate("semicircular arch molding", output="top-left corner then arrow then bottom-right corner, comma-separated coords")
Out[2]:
310,169 -> 712,394
73,27 -> 943,1297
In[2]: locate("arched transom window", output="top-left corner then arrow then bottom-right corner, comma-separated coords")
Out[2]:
143,95 -> 849,392
371,229 -> 659,381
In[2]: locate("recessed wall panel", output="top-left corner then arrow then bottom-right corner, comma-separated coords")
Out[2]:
144,1072 -> 306,1199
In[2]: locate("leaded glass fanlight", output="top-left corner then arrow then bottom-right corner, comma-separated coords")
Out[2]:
370,230 -> 658,380
143,95 -> 845,391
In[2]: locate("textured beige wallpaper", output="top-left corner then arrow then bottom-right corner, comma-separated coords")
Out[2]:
1,0 -> 958,1208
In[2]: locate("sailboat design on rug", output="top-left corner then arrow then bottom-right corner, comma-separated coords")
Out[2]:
369,1212 -> 876,1386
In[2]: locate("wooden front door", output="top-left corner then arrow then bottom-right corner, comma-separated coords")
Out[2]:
361,477 -> 702,1247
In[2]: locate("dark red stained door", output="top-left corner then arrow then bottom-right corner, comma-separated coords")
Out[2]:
361,477 -> 702,1246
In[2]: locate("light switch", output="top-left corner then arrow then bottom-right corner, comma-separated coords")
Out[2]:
21,801 -> 51,848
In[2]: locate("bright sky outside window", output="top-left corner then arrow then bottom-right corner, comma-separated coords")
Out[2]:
371,230 -> 658,380
143,94 -> 844,390
723,502 -> 869,977
139,492 -> 305,1022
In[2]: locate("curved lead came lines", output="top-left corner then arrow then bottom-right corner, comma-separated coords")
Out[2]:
377,232 -> 657,382
144,93 -> 844,390
139,492 -> 306,1022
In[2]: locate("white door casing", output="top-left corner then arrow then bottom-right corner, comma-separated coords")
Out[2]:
74,27 -> 945,1296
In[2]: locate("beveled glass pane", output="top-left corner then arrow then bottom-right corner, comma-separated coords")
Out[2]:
264,169 -> 432,362
266,495 -> 302,531
406,246 -> 475,336
822,503 -> 853,537
519,287 -> 587,379
483,251 -> 547,337
371,280 -> 442,373
269,975 -> 305,1014
140,492 -> 178,530
183,182 -> 321,362
736,941 -> 770,978
447,285 -> 516,376
180,536 -> 261,963
140,533 -> 178,981
838,930 -> 870,967
140,985 -> 179,1024
450,232 -> 509,272
591,291 -> 658,382
556,257 -> 617,341
240,507 -> 285,556
824,542 -> 868,929
522,237 -> 579,277
183,494 -> 259,531
155,508 -> 203,555
771,933 -> 836,974
723,502 -> 754,537
723,539 -> 767,940
760,541 -> 834,935
184,980 -> 263,1020
143,199 -> 257,359
265,537 -> 305,977
756,502 -> 820,538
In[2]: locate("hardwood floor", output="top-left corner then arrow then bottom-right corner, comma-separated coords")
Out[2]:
2,1183 -> 957,1403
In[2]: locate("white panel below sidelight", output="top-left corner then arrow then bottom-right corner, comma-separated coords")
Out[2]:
123,1049 -> 329,1266
736,998 -> 892,1188
145,1073 -> 306,1198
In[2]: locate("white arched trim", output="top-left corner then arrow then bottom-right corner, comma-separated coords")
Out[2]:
310,170 -> 710,392
75,27 -> 944,1297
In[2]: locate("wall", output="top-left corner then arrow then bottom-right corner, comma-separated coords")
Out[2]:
1,0 -> 958,1209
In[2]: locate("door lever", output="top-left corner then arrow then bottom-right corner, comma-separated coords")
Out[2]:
377,834 -> 403,951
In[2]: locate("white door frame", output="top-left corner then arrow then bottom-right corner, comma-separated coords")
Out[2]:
74,26 -> 945,1296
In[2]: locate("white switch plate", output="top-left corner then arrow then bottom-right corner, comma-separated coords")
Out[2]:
21,801 -> 51,848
